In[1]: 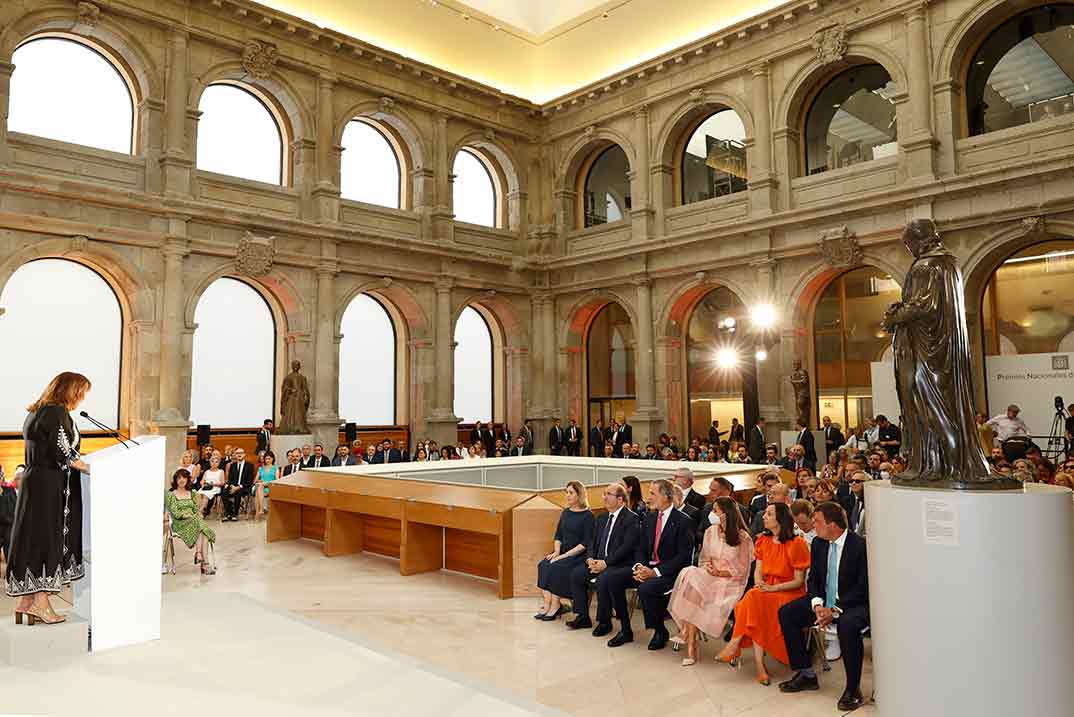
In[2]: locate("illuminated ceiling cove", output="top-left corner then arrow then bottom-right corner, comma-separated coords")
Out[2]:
253,0 -> 789,103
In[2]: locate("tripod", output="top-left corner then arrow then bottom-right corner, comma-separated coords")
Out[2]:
1047,408 -> 1067,463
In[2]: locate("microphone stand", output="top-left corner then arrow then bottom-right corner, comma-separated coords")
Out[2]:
79,411 -> 140,449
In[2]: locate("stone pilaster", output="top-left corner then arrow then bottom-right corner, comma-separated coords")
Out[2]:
629,276 -> 662,445
748,61 -> 777,214
311,74 -> 340,222
160,30 -> 192,197
424,276 -> 459,447
307,241 -> 340,448
630,105 -> 655,240
152,226 -> 191,479
903,1 -> 938,181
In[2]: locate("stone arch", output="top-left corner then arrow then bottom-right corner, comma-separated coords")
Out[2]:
556,128 -> 637,191
451,131 -> 524,230
453,291 -> 528,428
561,290 -> 638,426
334,100 -> 430,211
933,0 -> 1033,84
0,238 -> 156,431
658,275 -> 756,340
786,253 -> 908,330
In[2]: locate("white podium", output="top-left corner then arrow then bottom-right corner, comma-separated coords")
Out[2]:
73,435 -> 165,652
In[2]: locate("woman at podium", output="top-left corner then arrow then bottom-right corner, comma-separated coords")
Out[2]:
6,372 -> 92,625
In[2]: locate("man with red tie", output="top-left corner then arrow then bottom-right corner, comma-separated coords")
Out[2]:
604,479 -> 695,650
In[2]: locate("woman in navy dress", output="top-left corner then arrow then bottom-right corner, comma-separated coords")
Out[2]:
535,480 -> 595,621
7,372 -> 92,625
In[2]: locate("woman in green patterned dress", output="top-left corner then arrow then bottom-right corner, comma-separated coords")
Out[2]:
165,468 -> 216,575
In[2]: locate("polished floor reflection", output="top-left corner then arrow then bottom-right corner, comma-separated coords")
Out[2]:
1,520 -> 875,716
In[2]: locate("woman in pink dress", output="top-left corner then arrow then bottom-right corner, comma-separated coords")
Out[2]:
668,496 -> 754,666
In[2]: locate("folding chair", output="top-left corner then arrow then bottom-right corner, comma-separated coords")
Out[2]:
162,531 -> 216,575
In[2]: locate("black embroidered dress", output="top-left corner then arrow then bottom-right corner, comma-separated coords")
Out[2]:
5,405 -> 85,596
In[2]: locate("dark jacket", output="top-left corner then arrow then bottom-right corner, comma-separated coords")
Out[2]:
509,445 -> 533,457
331,455 -> 358,467
371,448 -> 403,464
226,460 -> 255,489
588,507 -> 641,566
823,425 -> 846,454
548,424 -> 565,454
748,425 -> 767,463
636,507 -> 695,581
303,455 -> 330,469
807,530 -> 869,613
795,429 -> 817,464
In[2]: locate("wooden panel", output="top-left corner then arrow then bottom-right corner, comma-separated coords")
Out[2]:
401,522 -> 444,575
362,515 -> 401,558
331,492 -> 402,519
510,496 -> 564,597
186,431 -> 258,458
405,502 -> 500,534
444,529 -> 499,580
300,506 -> 326,541
498,511 -> 513,600
267,500 -> 301,542
324,509 -> 364,557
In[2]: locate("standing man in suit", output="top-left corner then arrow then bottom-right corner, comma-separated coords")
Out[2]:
519,420 -> 534,452
565,418 -> 582,456
604,479 -> 695,650
305,443 -> 329,468
495,424 -> 511,449
256,419 -> 273,456
618,420 -> 633,450
511,436 -> 531,456
778,502 -> 869,712
673,467 -> 706,513
821,416 -> 845,459
708,420 -> 726,446
299,444 -> 313,468
748,417 -> 767,463
729,417 -> 745,444
221,447 -> 254,521
281,449 -> 303,477
567,483 -> 640,632
795,418 -> 817,465
589,419 -> 605,457
331,445 -> 358,466
548,418 -> 565,455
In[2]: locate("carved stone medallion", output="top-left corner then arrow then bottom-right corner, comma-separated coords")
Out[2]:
77,2 -> 101,27
235,232 -> 275,276
818,225 -> 862,268
242,40 -> 278,80
812,24 -> 848,66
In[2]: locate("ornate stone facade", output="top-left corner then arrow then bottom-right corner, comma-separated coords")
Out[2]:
0,0 -> 1071,476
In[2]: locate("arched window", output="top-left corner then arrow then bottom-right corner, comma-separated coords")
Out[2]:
967,5 -> 1074,136
453,148 -> 497,227
453,306 -> 493,423
339,294 -> 396,424
686,287 -> 747,440
582,146 -> 630,228
813,267 -> 901,431
586,303 -> 635,429
982,239 -> 1074,356
0,259 -> 122,431
804,64 -> 898,176
681,110 -> 747,204
340,119 -> 401,208
190,278 -> 275,427
9,36 -> 134,154
196,83 -> 284,185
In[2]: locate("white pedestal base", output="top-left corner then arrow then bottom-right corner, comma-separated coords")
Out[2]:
867,481 -> 1074,716
270,434 -> 314,459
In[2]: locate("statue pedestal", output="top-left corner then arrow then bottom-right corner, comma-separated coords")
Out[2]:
270,434 -> 314,460
867,481 -> 1074,715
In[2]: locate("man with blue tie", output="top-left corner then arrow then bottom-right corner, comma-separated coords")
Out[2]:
778,502 -> 870,712
548,418 -> 565,455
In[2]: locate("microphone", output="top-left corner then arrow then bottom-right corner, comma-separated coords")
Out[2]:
79,411 -> 140,449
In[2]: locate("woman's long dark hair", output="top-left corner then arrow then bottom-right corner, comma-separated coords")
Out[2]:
714,496 -> 743,547
771,502 -> 796,542
171,468 -> 191,491
622,475 -> 644,511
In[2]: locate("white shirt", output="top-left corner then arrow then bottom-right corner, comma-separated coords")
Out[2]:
603,506 -> 624,557
811,528 -> 848,610
864,426 -> 879,445
795,525 -> 816,546
986,414 -> 1030,442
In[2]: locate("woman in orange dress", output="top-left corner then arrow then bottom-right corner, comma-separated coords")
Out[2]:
716,502 -> 810,685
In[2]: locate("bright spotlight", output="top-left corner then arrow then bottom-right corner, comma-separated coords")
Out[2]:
715,347 -> 739,369
751,303 -> 777,329
755,348 -> 768,362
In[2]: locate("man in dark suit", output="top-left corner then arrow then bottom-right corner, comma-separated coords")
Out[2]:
371,439 -> 402,464
221,448 -> 255,521
821,416 -> 845,458
548,418 -> 565,455
589,420 -> 605,457
604,479 -> 694,650
566,483 -> 640,632
280,450 -> 303,477
729,417 -> 745,444
748,417 -> 767,463
795,418 -> 817,465
748,471 -> 781,529
778,502 -> 869,712
510,436 -> 532,456
331,445 -> 358,467
256,419 -> 273,456
565,418 -> 582,456
780,444 -> 816,472
519,420 -> 534,452
610,421 -> 631,457
305,443 -> 330,468
673,467 -> 706,513
707,420 -> 726,446
495,424 -> 511,449
618,421 -> 633,450
469,421 -> 494,455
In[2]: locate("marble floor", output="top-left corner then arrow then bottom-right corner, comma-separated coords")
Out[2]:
1,518 -> 876,716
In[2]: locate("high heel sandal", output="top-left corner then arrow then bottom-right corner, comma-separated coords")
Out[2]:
15,604 -> 66,626
681,640 -> 699,666
715,647 -> 741,667
200,562 -> 216,575
756,672 -> 771,686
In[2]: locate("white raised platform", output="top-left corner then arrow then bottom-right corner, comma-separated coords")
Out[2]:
270,433 -> 314,458
0,614 -> 89,666
867,480 -> 1074,716
310,455 -> 770,492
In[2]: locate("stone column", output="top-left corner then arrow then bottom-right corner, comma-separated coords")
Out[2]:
307,241 -> 340,448
160,30 -> 192,196
630,277 -> 662,445
0,60 -> 14,164
903,2 -> 938,180
529,292 -> 559,452
425,277 -> 459,447
153,228 -> 190,479
311,74 -> 340,222
429,114 -> 454,242
748,62 -> 778,214
630,105 -> 655,240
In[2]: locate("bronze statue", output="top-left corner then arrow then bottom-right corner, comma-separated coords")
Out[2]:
882,219 -> 1019,490
789,360 -> 812,427
279,360 -> 311,435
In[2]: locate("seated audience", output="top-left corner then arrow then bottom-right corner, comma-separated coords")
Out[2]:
535,481 -> 595,621
621,475 -> 647,515
332,444 -> 358,467
413,448 -> 429,462
198,450 -> 226,517
254,451 -> 278,518
306,443 -> 329,468
198,444 -> 215,472
372,439 -> 403,464
763,444 -> 780,466
221,448 -> 254,521
790,468 -> 813,501
672,484 -> 700,531
567,483 -> 640,632
731,445 -> 751,463
717,503 -> 810,685
697,476 -> 735,543
300,444 -> 313,467
439,446 -> 457,460
843,471 -> 867,534
891,455 -> 906,474
780,444 -> 815,472
668,496 -> 753,666
778,502 -> 869,713
674,467 -> 706,513
752,482 -> 790,536
177,449 -> 203,487
165,468 -> 217,575
821,450 -> 841,482
510,436 -> 531,456
813,478 -> 837,506
604,479 -> 695,650
790,499 -> 815,545
280,448 -> 303,477
749,471 -> 781,524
